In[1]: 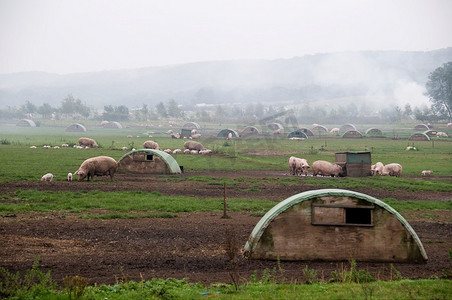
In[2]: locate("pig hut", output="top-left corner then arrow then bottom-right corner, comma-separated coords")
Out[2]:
340,123 -> 357,133
409,133 -> 430,141
102,121 -> 123,129
65,123 -> 87,132
297,128 -> 314,137
180,122 -> 201,138
311,125 -> 328,133
217,128 -> 239,138
16,119 -> 36,127
118,149 -> 181,174
335,151 -> 371,177
241,126 -> 260,136
414,124 -> 429,131
365,128 -> 383,137
244,189 -> 427,263
287,130 -> 308,139
342,130 -> 363,138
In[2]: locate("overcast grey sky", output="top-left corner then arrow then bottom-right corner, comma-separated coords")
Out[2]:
1,0 -> 451,74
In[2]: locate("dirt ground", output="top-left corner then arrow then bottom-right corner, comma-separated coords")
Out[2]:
1,170 -> 451,285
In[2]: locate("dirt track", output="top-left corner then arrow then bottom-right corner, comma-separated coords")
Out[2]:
1,171 -> 451,285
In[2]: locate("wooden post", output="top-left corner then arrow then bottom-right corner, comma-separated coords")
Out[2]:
222,182 -> 230,218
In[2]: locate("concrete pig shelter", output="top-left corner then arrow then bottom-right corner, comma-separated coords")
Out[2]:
244,189 -> 427,263
118,149 -> 181,174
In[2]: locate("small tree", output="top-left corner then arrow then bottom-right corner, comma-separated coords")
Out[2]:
425,62 -> 452,122
156,102 -> 167,118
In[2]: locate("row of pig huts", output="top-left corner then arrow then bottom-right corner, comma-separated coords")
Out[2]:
15,119 -> 449,140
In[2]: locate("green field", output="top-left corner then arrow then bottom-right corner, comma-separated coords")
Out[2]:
0,123 -> 451,299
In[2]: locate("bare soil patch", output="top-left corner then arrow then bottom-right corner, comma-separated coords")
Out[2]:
1,171 -> 451,285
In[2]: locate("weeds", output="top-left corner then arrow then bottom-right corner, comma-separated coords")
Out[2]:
0,256 -> 56,298
63,275 -> 89,299
302,265 -> 319,284
330,260 -> 375,283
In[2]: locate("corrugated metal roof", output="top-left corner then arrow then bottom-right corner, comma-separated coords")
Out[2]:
244,189 -> 427,260
118,149 -> 181,174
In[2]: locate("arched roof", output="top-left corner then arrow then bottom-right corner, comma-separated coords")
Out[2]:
365,128 -> 383,135
16,119 -> 36,127
241,126 -> 260,135
342,130 -> 363,138
182,122 -> 201,130
267,123 -> 284,130
340,123 -> 357,132
244,189 -> 427,261
287,130 -> 308,139
217,128 -> 239,138
409,132 -> 430,141
311,125 -> 328,132
297,128 -> 314,136
414,124 -> 429,130
118,149 -> 181,174
65,123 -> 87,132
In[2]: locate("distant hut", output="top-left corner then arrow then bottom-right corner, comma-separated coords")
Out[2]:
241,126 -> 260,136
217,129 -> 239,138
65,123 -> 87,132
409,133 -> 430,141
244,189 -> 427,263
102,121 -> 123,129
16,119 -> 36,127
340,123 -> 357,133
267,123 -> 284,131
414,124 -> 429,131
365,128 -> 383,136
342,130 -> 363,138
287,130 -> 308,139
118,149 -> 181,174
297,128 -> 314,137
181,122 -> 201,138
311,125 -> 328,133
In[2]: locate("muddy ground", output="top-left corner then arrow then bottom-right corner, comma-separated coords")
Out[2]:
1,171 -> 451,285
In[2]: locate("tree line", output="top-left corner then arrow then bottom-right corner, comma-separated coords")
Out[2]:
1,62 -> 450,124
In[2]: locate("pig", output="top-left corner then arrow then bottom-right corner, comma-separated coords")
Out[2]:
74,156 -> 117,181
312,160 -> 344,177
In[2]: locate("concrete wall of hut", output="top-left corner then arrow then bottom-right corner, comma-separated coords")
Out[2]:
118,152 -> 169,174
251,195 -> 424,262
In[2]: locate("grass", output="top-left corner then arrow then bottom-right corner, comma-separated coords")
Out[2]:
1,259 -> 451,299
0,189 -> 448,218
0,190 -> 276,216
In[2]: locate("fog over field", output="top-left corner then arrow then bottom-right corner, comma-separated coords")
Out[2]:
1,48 -> 451,111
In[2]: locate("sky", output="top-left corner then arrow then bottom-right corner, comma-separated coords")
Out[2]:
0,0 -> 451,75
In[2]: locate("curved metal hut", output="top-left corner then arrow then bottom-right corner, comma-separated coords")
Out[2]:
297,128 -> 314,137
16,119 -> 36,127
65,123 -> 87,132
312,125 -> 328,132
217,128 -> 239,138
244,189 -> 427,263
365,128 -> 383,136
340,123 -> 357,133
267,123 -> 284,131
287,130 -> 308,139
409,133 -> 430,141
118,149 -> 181,174
414,124 -> 429,131
342,130 -> 363,138
241,126 -> 260,136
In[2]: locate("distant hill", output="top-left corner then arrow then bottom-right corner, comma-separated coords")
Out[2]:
1,48 -> 451,109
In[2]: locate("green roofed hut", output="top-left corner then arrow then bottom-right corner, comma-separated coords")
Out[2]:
217,128 -> 239,138
287,130 -> 308,139
244,189 -> 427,263
118,149 -> 181,174
16,119 -> 36,127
